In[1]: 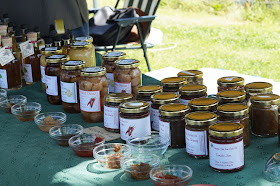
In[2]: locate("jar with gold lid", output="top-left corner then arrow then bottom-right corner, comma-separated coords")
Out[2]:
159,103 -> 189,148
177,70 -> 203,85
217,103 -> 250,147
250,94 -> 280,137
245,82 -> 273,105
161,77 -> 186,93
119,101 -> 151,141
185,111 -> 217,158
179,84 -> 207,105
209,123 -> 244,173
79,67 -> 108,123
136,85 -> 162,104
217,90 -> 246,105
189,98 -> 219,112
104,93 -> 133,133
217,76 -> 244,92
151,92 -> 180,131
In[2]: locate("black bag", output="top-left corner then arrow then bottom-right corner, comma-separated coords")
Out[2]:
89,7 -> 139,46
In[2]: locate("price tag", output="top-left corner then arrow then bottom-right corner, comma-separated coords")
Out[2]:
83,126 -> 121,141
20,41 -> 34,59
0,48 -> 15,66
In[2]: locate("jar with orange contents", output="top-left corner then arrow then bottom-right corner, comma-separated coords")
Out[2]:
217,76 -> 244,92
177,70 -> 203,85
179,84 -> 207,105
161,77 -> 186,93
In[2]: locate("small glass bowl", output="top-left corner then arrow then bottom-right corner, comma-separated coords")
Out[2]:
49,124 -> 84,146
11,102 -> 41,122
0,89 -> 7,101
93,143 -> 131,169
150,165 -> 193,186
263,152 -> 280,183
121,154 -> 160,180
127,132 -> 170,158
0,95 -> 27,113
69,133 -> 105,157
34,112 -> 67,133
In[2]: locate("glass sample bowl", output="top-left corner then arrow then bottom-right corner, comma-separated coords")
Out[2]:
49,124 -> 84,146
127,132 -> 170,158
11,102 -> 41,122
121,154 -> 160,180
69,133 -> 105,157
150,165 -> 193,186
0,89 -> 7,101
93,143 -> 131,169
263,152 -> 280,183
0,95 -> 27,113
34,112 -> 67,133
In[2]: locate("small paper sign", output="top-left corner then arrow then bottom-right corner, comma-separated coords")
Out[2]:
20,41 -> 34,59
83,126 -> 121,141
0,48 -> 15,66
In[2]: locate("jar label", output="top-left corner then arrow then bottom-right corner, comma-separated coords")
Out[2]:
47,55 -> 66,59
105,52 -> 124,57
84,67 -> 102,73
79,89 -> 101,112
185,129 -> 208,156
151,108 -> 160,131
181,71 -> 195,75
179,98 -> 190,105
40,65 -> 46,83
64,60 -> 83,66
20,41 -> 34,59
61,82 -> 78,103
105,73 -> 114,93
104,105 -> 119,129
39,45 -> 45,50
23,63 -> 33,83
45,47 -> 57,51
45,75 -> 58,96
118,59 -> 136,65
114,81 -> 131,94
159,120 -> 171,146
76,37 -> 89,41
120,115 -> 151,141
73,41 -> 87,46
0,48 -> 15,66
209,140 -> 244,170
0,69 -> 8,89
224,77 -> 234,81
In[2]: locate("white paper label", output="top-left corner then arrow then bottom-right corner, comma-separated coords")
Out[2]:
209,140 -> 244,170
23,63 -> 33,83
0,48 -> 15,66
106,73 -> 114,93
159,120 -> 171,145
45,47 -> 57,51
105,52 -> 123,57
47,55 -> 65,59
20,41 -> 34,59
225,77 -> 234,81
79,89 -> 101,112
40,65 -> 46,83
64,61 -> 83,65
104,105 -> 119,129
61,82 -> 78,103
39,45 -> 45,50
76,37 -> 89,41
185,129 -> 208,156
73,41 -> 87,46
45,75 -> 58,96
0,69 -> 8,89
118,59 -> 136,65
180,98 -> 190,105
114,81 -> 131,93
182,71 -> 195,75
151,108 -> 160,131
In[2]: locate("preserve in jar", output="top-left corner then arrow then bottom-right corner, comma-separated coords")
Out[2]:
217,103 -> 250,147
217,76 -> 244,92
250,94 -> 280,137
104,93 -> 133,133
177,70 -> 203,85
60,60 -> 85,113
102,51 -> 126,93
245,82 -> 273,105
189,98 -> 219,112
161,77 -> 186,93
217,90 -> 246,105
278,106 -> 280,145
79,67 -> 108,123
114,59 -> 141,94
136,85 -> 162,105
62,34 -> 71,55
151,92 -> 180,131
119,101 -> 151,142
159,103 -> 189,148
179,84 -> 207,105
209,123 -> 244,173
45,54 -> 70,105
185,111 -> 217,158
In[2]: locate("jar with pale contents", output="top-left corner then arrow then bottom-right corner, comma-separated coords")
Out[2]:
102,51 -> 126,93
185,111 -> 217,158
245,82 -> 273,105
189,98 -> 219,112
217,90 -> 246,105
177,70 -> 203,85
217,76 -> 244,92
161,77 -> 186,93
159,103 -> 189,148
179,84 -> 207,105
209,123 -> 244,173
60,60 -> 85,113
79,67 -> 108,123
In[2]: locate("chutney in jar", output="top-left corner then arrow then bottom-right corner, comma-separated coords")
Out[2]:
217,76 -> 244,92
179,84 -> 207,105
177,70 -> 203,85
189,98 -> 219,112
245,82 -> 273,105
161,77 -> 186,93
217,90 -> 246,105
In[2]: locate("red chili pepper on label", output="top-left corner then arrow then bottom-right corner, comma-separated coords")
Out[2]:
121,90 -> 126,93
125,126 -> 135,136
87,98 -> 96,108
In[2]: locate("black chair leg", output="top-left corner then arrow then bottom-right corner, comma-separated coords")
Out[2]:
113,26 -> 122,51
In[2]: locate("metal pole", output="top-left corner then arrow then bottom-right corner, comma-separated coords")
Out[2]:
93,0 -> 98,8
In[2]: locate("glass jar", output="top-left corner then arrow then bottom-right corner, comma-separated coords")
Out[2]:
245,82 -> 273,105
161,77 -> 186,93
68,41 -> 96,67
189,98 -> 219,112
209,122 -> 244,173
79,67 -> 108,123
60,60 -> 85,113
179,84 -> 207,105
217,103 -> 250,147
185,111 -> 217,158
119,101 -> 151,142
217,76 -> 244,92
114,59 -> 142,94
159,103 -> 189,148
104,93 -> 133,133
279,106 -> 280,145
151,92 -> 180,131
217,90 -> 246,105
62,38 -> 71,55
177,70 -> 203,85
136,85 -> 163,105
250,94 -> 280,137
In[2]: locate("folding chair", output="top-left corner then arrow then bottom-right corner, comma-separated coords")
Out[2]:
89,0 -> 161,72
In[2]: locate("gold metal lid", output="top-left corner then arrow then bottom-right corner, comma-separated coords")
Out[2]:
217,103 -> 249,117
161,77 -> 186,87
151,92 -> 180,105
70,41 -> 91,49
61,60 -> 85,70
102,51 -> 126,61
81,67 -> 106,77
250,93 -> 280,105
185,111 -> 217,126
136,85 -> 162,96
179,84 -> 207,95
119,101 -> 149,113
105,93 -> 133,103
41,47 -> 63,55
75,36 -> 93,43
159,103 -> 189,117
217,90 -> 246,102
177,70 -> 203,80
245,82 -> 273,93
45,54 -> 70,63
115,59 -> 140,68
217,76 -> 244,87
209,123 -> 243,138
189,98 -> 219,111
